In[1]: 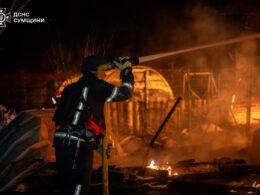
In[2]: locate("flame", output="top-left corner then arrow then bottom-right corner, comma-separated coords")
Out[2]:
148,160 -> 156,169
172,172 -> 179,176
232,105 -> 260,125
231,95 -> 236,109
252,181 -> 260,188
147,160 -> 177,176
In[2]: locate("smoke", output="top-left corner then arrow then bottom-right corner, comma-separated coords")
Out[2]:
180,12 -> 259,162
112,2 -> 260,166
140,2 -> 239,67
89,2 -> 260,167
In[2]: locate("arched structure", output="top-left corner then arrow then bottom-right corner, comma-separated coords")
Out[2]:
58,66 -> 174,102
104,66 -> 174,102
57,66 -> 176,136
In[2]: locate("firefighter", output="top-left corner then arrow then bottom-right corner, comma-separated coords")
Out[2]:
52,55 -> 134,195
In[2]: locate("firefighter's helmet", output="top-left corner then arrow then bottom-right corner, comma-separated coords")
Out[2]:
81,55 -> 106,74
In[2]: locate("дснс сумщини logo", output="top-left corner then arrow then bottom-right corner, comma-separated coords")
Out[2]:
0,8 -> 11,27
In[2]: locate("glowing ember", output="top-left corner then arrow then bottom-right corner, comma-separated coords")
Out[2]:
148,160 -> 156,169
172,172 -> 179,176
147,160 -> 177,176
229,189 -> 237,193
252,181 -> 260,188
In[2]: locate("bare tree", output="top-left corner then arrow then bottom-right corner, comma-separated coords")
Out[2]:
83,27 -> 115,57
46,25 -> 115,76
43,25 -> 115,82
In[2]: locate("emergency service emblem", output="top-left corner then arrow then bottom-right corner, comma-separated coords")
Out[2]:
0,8 -> 11,27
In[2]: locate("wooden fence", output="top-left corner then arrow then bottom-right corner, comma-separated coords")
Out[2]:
105,100 -> 182,137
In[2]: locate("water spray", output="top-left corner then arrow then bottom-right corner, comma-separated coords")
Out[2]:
138,33 -> 260,63
107,33 -> 260,69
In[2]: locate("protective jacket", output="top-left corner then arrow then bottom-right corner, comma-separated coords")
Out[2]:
53,67 -> 134,132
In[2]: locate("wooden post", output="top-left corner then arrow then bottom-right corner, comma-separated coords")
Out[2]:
144,70 -> 149,109
102,103 -> 109,195
187,71 -> 192,131
133,101 -> 136,135
135,101 -> 140,136
160,100 -> 164,131
206,74 -> 210,113
125,101 -> 133,133
117,102 -> 124,134
143,71 -> 149,135
127,101 -> 133,135
155,101 -> 158,131
111,103 -> 118,135
151,101 -> 157,133
246,63 -> 253,133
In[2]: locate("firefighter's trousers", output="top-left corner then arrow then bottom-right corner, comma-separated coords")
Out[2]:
54,132 -> 94,195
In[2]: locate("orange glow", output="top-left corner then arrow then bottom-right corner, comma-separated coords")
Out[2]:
232,104 -> 260,125
147,160 -> 176,176
252,181 -> 260,188
148,160 -> 156,169
231,95 -> 236,110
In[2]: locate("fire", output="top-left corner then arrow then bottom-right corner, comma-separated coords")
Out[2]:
172,172 -> 179,176
231,95 -> 236,109
148,160 -> 156,169
230,96 -> 260,125
252,181 -> 260,188
147,160 -> 178,176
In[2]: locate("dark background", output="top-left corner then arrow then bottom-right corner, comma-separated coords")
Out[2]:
1,0 -> 260,72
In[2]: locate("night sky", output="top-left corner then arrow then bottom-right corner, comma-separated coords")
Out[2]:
1,0 -> 260,72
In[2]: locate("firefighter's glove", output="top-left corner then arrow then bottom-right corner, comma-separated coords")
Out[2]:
113,57 -> 132,70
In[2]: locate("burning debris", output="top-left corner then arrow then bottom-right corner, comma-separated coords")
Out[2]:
87,158 -> 260,194
147,160 -> 176,176
3,157 -> 260,195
